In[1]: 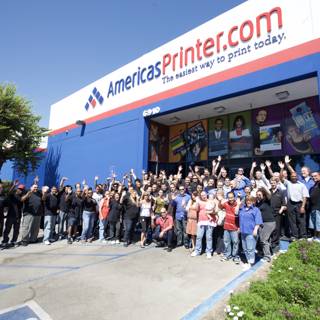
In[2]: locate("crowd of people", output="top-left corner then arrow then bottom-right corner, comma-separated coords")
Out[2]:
0,155 -> 319,270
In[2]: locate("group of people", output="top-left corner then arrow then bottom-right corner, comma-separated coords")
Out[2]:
0,155 -> 319,269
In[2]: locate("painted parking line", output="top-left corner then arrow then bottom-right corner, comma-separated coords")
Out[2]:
0,264 -> 79,270
181,260 -> 263,320
1,251 -> 126,257
0,284 -> 15,291
0,300 -> 52,320
1,247 -> 153,291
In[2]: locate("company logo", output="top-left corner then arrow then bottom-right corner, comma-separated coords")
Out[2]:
84,87 -> 104,111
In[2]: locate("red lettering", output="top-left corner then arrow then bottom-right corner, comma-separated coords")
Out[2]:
256,7 -> 283,37
172,52 -> 179,72
179,47 -> 184,69
203,37 -> 214,58
184,46 -> 195,66
216,31 -> 224,53
195,39 -> 203,61
240,20 -> 254,42
162,54 -> 171,75
228,26 -> 239,47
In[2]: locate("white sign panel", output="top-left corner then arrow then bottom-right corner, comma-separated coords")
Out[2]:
49,0 -> 320,133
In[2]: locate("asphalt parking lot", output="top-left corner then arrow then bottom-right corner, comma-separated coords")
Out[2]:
0,240 -> 250,320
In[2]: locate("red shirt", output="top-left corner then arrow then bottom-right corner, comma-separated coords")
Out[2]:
221,202 -> 239,231
156,215 -> 174,231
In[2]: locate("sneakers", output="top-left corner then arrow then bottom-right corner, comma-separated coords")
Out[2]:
242,263 -> 251,271
191,251 -> 199,257
110,240 -> 116,244
167,247 -> 172,252
115,240 -> 120,244
67,237 -> 73,244
233,257 -> 241,265
44,240 -> 51,245
261,257 -> 271,263
220,256 -> 232,262
206,253 -> 212,259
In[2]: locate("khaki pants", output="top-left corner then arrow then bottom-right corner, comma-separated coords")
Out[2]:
20,214 -> 41,243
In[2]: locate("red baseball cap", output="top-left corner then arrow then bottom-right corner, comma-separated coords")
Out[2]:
17,184 -> 25,190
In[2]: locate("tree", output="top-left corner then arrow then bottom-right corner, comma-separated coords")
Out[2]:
0,83 -> 47,175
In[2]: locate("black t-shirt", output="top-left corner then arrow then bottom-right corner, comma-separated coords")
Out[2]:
0,193 -> 6,215
108,199 -> 122,222
6,193 -> 22,218
44,194 -> 59,216
122,195 -> 139,219
23,192 -> 43,216
270,189 -> 286,215
68,195 -> 83,219
310,183 -> 320,210
58,191 -> 70,212
256,200 -> 275,222
83,197 -> 97,213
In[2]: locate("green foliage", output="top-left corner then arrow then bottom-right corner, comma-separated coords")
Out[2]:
0,83 -> 47,175
225,241 -> 320,320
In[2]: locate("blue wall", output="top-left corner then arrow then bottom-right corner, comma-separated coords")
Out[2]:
32,52 -> 320,187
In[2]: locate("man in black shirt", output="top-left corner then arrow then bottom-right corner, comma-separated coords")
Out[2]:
58,182 -> 71,240
309,171 -> 320,242
67,188 -> 83,244
269,177 -> 287,250
20,184 -> 43,245
43,186 -> 59,245
2,183 -> 25,247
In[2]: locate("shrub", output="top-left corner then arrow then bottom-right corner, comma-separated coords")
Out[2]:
225,241 -> 320,320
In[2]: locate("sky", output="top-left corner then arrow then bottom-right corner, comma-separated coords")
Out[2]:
1,0 -> 246,128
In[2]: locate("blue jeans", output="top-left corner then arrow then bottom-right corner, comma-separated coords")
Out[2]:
195,225 -> 213,254
124,218 -> 136,243
58,210 -> 68,235
81,211 -> 96,240
223,230 -> 239,258
241,233 -> 257,264
99,218 -> 108,240
43,215 -> 57,242
175,219 -> 188,246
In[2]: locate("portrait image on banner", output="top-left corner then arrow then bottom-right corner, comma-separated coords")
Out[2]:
284,97 -> 320,155
208,116 -> 228,157
252,106 -> 284,157
149,121 -> 168,162
229,111 -> 252,158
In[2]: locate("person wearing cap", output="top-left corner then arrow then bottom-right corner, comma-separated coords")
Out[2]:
1,181 -> 24,247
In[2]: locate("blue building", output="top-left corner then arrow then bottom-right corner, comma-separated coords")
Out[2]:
4,0 -> 320,186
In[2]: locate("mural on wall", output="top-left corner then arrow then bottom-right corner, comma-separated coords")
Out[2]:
161,96 -> 320,164
229,111 -> 252,158
187,120 -> 208,162
208,116 -> 228,157
149,121 -> 168,162
169,121 -> 207,163
252,106 -> 283,157
284,98 -> 320,155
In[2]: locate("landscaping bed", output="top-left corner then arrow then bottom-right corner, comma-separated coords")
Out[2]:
224,241 -> 320,320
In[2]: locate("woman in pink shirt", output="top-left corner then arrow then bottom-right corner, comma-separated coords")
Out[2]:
191,191 -> 217,259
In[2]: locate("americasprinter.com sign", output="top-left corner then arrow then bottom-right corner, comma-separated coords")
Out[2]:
106,6 -> 283,98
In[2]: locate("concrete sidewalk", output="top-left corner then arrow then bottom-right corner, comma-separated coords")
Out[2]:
0,241 -> 246,320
